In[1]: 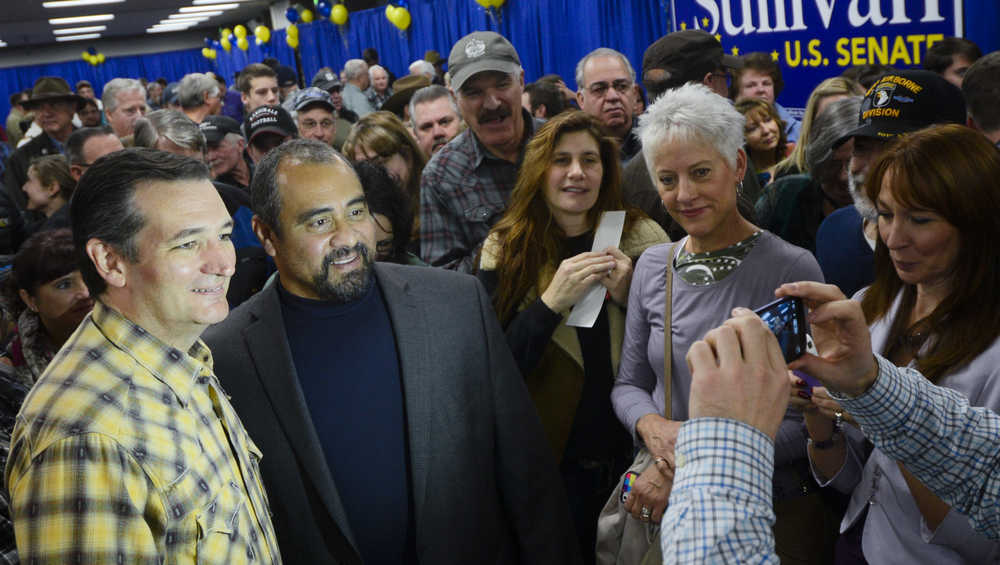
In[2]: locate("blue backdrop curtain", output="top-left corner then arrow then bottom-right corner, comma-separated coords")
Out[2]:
0,48 -> 208,119
0,0 -> 996,122
290,0 -> 669,89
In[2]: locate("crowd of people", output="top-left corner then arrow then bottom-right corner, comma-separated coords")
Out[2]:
0,22 -> 994,565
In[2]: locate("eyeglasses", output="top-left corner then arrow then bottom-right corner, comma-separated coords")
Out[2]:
587,79 -> 633,97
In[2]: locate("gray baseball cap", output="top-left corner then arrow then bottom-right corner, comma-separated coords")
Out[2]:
292,87 -> 336,113
447,31 -> 521,92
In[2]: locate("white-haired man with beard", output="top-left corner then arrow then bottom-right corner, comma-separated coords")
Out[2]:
814,69 -> 966,298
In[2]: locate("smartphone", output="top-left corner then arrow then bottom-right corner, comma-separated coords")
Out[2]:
621,471 -> 638,503
753,296 -> 808,363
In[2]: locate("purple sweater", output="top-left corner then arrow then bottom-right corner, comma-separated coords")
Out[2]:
611,231 -> 823,465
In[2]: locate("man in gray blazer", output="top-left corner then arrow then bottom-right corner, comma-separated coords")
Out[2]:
203,139 -> 580,564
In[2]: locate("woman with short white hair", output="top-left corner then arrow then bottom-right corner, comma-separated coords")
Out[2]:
611,83 -> 829,563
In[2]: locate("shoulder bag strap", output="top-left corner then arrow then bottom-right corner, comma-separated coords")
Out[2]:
663,241 -> 679,421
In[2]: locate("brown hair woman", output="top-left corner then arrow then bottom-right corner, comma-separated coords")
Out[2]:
799,124 -> 1000,564
477,110 -> 667,562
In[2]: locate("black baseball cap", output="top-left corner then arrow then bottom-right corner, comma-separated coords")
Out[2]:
276,65 -> 298,88
244,105 -> 297,144
842,69 -> 966,142
642,30 -> 741,86
199,115 -> 242,145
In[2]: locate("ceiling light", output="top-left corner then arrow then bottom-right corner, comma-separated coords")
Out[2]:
169,12 -> 220,18
52,25 -> 107,34
48,14 -> 114,24
43,0 -> 123,7
0,40 -> 7,48
179,4 -> 239,12
158,21 -> 206,27
192,0 -> 252,4
151,23 -> 195,29
147,26 -> 192,34
55,33 -> 102,41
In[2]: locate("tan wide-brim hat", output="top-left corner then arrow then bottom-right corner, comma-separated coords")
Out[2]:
381,74 -> 432,118
23,76 -> 86,111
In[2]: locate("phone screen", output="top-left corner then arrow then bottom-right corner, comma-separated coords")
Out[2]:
753,296 -> 807,363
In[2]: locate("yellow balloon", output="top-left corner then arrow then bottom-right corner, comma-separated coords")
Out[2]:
286,35 -> 299,49
286,24 -> 299,39
237,36 -> 249,51
221,38 -> 232,52
209,50 -> 217,60
385,5 -> 394,19
475,0 -> 490,6
202,47 -> 211,58
254,25 -> 270,43
81,51 -> 90,61
331,4 -> 348,25
234,24 -> 248,39
491,0 -> 506,6
221,28 -> 232,39
96,53 -> 105,63
300,9 -> 314,23
394,8 -> 411,30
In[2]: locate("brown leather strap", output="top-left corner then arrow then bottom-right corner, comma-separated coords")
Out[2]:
663,242 -> 678,421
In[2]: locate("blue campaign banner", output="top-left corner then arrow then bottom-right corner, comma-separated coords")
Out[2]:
670,0 -> 964,109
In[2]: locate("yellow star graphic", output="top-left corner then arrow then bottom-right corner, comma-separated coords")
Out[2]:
702,17 -> 709,27
680,21 -> 687,30
771,50 -> 779,61
731,46 -> 739,55
714,34 -> 722,42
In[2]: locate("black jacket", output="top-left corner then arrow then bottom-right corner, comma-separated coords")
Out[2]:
203,265 -> 581,565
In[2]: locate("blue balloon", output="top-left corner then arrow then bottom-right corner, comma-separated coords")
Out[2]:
204,37 -> 213,47
285,6 -> 299,22
228,33 -> 236,44
396,0 -> 408,8
317,1 -> 332,17
87,46 -> 97,55
212,40 -> 222,50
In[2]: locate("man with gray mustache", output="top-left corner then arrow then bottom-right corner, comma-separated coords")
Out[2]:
203,139 -> 579,564
418,31 -> 545,272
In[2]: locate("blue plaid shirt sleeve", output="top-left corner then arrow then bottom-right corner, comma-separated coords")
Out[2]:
661,417 -> 780,564
836,354 -> 1000,540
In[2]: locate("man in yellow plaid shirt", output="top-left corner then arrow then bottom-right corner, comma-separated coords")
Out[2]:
5,149 -> 281,564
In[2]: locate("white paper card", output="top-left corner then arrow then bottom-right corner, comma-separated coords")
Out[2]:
566,211 -> 626,328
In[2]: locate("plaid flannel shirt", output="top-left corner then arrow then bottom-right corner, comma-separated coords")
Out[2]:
661,417 -> 779,564
6,301 -> 281,564
836,354 -> 1000,541
419,109 -> 544,272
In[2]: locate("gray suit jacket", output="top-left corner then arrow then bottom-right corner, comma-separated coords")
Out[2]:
203,263 -> 580,564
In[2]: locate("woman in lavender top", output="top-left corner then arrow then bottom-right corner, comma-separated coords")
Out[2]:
611,83 -> 827,563
798,125 -> 1000,564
